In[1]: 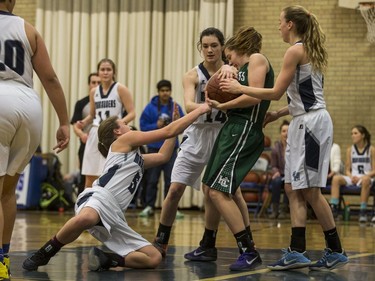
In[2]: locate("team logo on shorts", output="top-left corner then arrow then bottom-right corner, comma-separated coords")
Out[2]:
218,175 -> 230,188
292,171 -> 300,182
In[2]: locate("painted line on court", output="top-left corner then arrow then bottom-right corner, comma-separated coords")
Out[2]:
195,253 -> 375,281
195,268 -> 269,281
347,252 -> 375,259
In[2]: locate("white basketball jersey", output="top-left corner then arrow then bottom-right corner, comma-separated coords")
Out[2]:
93,147 -> 144,211
193,63 -> 226,126
92,82 -> 124,126
351,144 -> 372,176
287,43 -> 326,116
0,11 -> 34,88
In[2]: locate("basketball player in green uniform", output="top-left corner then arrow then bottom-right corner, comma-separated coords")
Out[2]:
199,26 -> 274,271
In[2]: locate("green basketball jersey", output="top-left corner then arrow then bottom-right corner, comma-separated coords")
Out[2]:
227,62 -> 274,127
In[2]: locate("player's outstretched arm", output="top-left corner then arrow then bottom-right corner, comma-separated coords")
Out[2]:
120,103 -> 211,150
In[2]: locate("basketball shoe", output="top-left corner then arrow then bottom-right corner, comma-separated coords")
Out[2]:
88,247 -> 114,271
309,248 -> 348,271
358,210 -> 368,223
0,262 -> 9,281
139,206 -> 154,217
23,248 -> 53,271
268,247 -> 311,270
184,246 -> 217,262
229,250 -> 262,271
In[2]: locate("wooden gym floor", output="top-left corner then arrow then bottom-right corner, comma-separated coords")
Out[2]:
8,209 -> 375,281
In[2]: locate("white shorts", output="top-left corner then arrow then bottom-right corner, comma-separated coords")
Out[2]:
171,124 -> 221,190
284,109 -> 332,190
81,126 -> 106,176
0,82 -> 42,176
75,187 -> 150,256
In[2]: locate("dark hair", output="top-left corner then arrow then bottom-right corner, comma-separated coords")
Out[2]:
87,72 -> 98,84
279,120 -> 290,132
97,116 -> 120,157
353,124 -> 371,145
97,58 -> 117,81
197,27 -> 225,52
157,79 -> 172,91
225,26 -> 262,56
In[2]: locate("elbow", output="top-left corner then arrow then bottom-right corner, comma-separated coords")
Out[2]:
41,75 -> 60,90
165,128 -> 178,139
128,111 -> 136,121
163,124 -> 180,140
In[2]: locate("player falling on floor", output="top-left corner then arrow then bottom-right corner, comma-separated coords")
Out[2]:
22,103 -> 211,272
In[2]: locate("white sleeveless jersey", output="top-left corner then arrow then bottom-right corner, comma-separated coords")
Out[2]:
93,147 -> 144,211
351,144 -> 372,176
0,11 -> 34,88
92,82 -> 124,126
193,63 -> 226,127
287,44 -> 326,116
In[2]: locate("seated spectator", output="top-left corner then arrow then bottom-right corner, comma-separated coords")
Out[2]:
327,142 -> 343,186
269,120 -> 289,219
329,125 -> 375,223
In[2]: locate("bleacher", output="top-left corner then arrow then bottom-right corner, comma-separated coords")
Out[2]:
321,182 -> 375,218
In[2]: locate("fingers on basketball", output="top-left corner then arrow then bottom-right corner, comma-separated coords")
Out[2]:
205,73 -> 238,103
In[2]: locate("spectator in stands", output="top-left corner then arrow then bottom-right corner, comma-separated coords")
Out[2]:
327,143 -> 343,186
329,125 -> 375,223
269,120 -> 289,219
138,80 -> 184,217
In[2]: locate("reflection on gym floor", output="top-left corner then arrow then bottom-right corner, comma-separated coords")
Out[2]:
9,210 -> 375,281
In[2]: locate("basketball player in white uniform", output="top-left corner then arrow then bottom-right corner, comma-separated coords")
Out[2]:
22,102 -> 211,272
220,6 -> 348,271
153,28 -> 251,262
329,125 -> 375,223
79,58 -> 135,188
0,1 -> 70,278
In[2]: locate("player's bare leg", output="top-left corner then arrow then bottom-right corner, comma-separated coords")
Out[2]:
154,182 -> 187,256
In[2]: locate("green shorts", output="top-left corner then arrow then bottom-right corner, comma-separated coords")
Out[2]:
202,117 -> 264,195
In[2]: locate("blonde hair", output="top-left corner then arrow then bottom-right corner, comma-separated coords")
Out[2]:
97,116 -> 120,157
224,26 -> 262,56
283,5 -> 328,73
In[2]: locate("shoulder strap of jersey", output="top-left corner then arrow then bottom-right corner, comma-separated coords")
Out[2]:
198,62 -> 210,81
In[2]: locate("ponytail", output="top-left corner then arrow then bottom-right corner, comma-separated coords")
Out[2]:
97,116 -> 120,157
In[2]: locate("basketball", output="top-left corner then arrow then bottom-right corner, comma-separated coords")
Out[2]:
259,172 -> 272,184
205,72 -> 239,103
242,192 -> 259,202
243,171 -> 260,183
264,135 -> 271,148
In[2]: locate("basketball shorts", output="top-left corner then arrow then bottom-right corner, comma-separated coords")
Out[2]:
284,109 -> 332,190
171,124 -> 222,190
203,119 -> 264,195
0,82 -> 42,176
75,187 -> 150,256
82,126 -> 106,177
